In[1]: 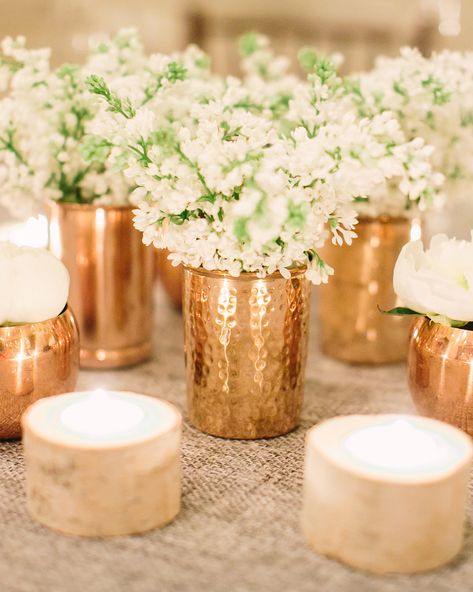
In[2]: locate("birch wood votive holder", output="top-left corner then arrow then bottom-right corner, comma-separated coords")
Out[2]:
22,390 -> 182,537
302,414 -> 473,574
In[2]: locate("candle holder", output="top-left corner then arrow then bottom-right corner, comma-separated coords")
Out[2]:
0,307 -> 80,439
22,391 -> 182,537
302,414 -> 473,574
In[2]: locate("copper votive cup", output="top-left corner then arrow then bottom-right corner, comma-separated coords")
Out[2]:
0,307 -> 79,439
408,316 -> 473,436
184,267 -> 311,439
47,201 -> 154,369
318,216 -> 415,364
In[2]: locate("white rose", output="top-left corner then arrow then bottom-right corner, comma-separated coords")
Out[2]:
0,242 -> 70,324
393,234 -> 473,323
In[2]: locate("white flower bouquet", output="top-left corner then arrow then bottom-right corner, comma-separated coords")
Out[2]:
390,234 -> 473,328
88,48 -> 439,283
0,28 -> 212,215
297,47 -> 444,218
345,47 -> 473,210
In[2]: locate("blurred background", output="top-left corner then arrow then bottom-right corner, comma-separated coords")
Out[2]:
0,0 -> 471,74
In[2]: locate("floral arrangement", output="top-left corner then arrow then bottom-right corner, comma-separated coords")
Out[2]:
296,47 -> 444,218
87,45 -> 438,283
0,28 -> 212,215
389,234 -> 473,328
345,47 -> 473,209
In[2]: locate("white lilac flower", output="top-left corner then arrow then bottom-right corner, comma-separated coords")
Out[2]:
89,50 -> 425,284
0,28 -> 213,215
346,47 -> 473,210
295,48 -> 444,218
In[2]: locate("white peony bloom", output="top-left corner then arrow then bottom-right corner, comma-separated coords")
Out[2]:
393,234 -> 473,324
0,242 -> 70,324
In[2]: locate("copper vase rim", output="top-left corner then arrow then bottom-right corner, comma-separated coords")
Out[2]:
46,199 -> 134,213
414,315 -> 473,341
183,265 -> 307,280
0,305 -> 73,335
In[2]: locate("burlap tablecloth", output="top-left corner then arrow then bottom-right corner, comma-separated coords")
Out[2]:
1,290 -> 472,592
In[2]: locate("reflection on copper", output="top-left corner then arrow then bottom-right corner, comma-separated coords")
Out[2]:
0,307 -> 79,439
47,202 -> 154,369
155,249 -> 183,309
408,317 -> 473,436
183,267 -> 311,439
318,216 -> 416,364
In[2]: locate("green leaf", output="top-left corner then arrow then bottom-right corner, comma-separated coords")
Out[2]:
380,306 -> 421,316
239,33 -> 260,57
234,217 -> 250,242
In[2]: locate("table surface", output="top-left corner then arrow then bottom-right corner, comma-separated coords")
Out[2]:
1,288 -> 472,592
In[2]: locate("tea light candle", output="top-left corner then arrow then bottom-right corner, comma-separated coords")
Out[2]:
302,414 -> 473,574
22,390 -> 182,537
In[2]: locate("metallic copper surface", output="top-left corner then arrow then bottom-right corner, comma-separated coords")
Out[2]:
0,307 -> 79,439
47,202 -> 154,369
156,250 -> 183,310
184,267 -> 312,439
318,216 -> 414,365
408,316 -> 473,436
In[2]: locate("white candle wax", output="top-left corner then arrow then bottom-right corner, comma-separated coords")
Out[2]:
343,417 -> 460,475
22,391 -> 182,536
61,389 -> 146,439
27,390 -> 178,446
302,414 -> 473,574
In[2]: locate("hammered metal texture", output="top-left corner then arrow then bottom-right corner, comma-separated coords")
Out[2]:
318,217 -> 414,364
0,308 -> 79,439
409,316 -> 473,436
47,202 -> 154,368
184,268 -> 312,439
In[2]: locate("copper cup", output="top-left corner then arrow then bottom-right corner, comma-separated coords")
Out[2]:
184,267 -> 312,439
156,250 -> 183,310
0,307 -> 79,439
47,202 -> 154,369
318,216 -> 415,364
408,316 -> 473,435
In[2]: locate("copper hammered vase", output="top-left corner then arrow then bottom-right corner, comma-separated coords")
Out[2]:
184,267 -> 312,439
409,317 -> 473,436
47,202 -> 154,369
155,250 -> 183,309
318,216 -> 415,364
0,307 -> 79,439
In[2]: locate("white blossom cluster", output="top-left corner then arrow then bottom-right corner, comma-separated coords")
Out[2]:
0,28 -> 212,215
294,48 -> 444,218
88,49 -> 434,283
347,47 -> 473,210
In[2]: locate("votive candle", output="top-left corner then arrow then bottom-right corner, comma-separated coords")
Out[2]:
301,414 -> 473,574
22,390 -> 182,537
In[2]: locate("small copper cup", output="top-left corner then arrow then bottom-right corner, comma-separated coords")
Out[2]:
47,201 -> 154,369
408,316 -> 473,436
318,216 -> 415,364
156,250 -> 183,310
0,307 -> 79,439
184,267 -> 311,439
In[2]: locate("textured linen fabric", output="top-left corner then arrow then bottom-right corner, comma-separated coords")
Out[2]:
1,288 -> 472,592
